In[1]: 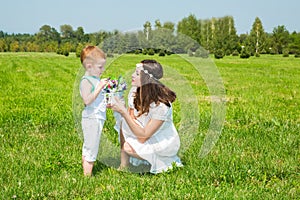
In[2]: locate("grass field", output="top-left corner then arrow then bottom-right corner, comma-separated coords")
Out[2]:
0,52 -> 299,199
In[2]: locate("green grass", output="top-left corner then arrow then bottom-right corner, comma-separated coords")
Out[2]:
0,53 -> 299,199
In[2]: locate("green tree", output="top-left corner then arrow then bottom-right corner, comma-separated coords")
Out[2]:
240,47 -> 251,58
223,16 -> 239,54
143,21 -> 152,41
200,19 -> 213,52
25,41 -> 39,52
163,22 -> 175,33
0,31 -> 7,38
214,49 -> 224,59
0,38 -> 8,52
212,16 -> 238,54
288,31 -> 300,54
271,25 -> 289,54
154,20 -> 162,29
239,33 -> 248,47
127,33 -> 139,52
36,25 -> 60,50
60,24 -> 74,39
248,17 -> 266,54
177,14 -> 201,44
10,41 -> 19,52
210,17 -> 225,53
76,43 -> 85,57
37,25 -> 58,40
150,28 -> 176,52
75,27 -> 85,43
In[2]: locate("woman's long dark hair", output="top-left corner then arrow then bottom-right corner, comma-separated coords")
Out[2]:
134,60 -> 176,116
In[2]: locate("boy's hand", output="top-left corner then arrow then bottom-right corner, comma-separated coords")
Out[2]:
99,78 -> 109,89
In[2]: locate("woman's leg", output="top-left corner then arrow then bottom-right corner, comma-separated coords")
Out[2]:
123,142 -> 143,160
119,128 -> 129,169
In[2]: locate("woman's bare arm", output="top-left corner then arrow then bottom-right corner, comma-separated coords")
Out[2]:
111,97 -> 163,143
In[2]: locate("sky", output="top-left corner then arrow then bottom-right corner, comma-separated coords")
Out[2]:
1,0 -> 299,35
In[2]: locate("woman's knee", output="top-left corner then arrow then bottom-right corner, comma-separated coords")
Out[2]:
123,142 -> 134,154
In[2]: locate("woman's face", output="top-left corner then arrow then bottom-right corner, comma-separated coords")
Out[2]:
131,64 -> 142,87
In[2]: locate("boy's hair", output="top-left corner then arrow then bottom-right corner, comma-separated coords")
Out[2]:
80,46 -> 106,67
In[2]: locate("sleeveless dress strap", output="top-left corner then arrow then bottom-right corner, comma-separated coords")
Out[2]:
81,76 -> 99,92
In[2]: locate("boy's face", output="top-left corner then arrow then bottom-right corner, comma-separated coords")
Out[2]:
87,58 -> 106,77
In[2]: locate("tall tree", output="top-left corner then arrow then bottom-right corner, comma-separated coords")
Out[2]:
38,25 -> 52,39
200,19 -> 213,51
60,24 -> 74,39
249,17 -> 266,54
36,25 -> 60,43
143,21 -> 152,41
0,38 -> 8,52
177,14 -> 201,45
289,31 -> 300,54
213,17 -> 226,51
75,26 -> 85,42
154,20 -> 162,29
163,21 -> 175,33
222,16 -> 239,54
0,31 -> 6,38
272,25 -> 289,54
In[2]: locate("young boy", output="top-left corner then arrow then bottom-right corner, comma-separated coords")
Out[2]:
79,46 -> 108,176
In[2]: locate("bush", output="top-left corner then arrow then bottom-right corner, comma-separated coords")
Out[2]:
166,50 -> 173,55
106,53 -> 114,58
75,44 -> 85,58
282,49 -> 289,57
232,50 -> 239,56
142,49 -> 148,55
134,49 -> 141,54
240,48 -> 250,59
158,50 -> 165,56
147,48 -> 155,56
188,49 -> 193,57
116,49 -> 123,54
295,53 -> 300,58
255,52 -> 260,57
194,48 -> 209,58
194,49 -> 200,57
201,50 -> 209,58
260,49 -> 267,54
56,48 -> 63,55
225,49 -> 231,56
214,49 -> 224,59
269,48 -> 277,55
63,50 -> 69,57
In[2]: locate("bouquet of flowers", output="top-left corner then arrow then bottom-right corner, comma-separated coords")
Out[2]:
104,75 -> 127,104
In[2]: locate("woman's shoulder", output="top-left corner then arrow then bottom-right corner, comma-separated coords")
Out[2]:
149,102 -> 172,118
150,102 -> 170,109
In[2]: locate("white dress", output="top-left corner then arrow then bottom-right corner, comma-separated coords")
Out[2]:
121,102 -> 182,174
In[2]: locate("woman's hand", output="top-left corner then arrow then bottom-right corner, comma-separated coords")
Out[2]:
110,96 -> 127,115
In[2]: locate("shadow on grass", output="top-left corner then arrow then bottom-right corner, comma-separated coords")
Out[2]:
93,157 -> 151,175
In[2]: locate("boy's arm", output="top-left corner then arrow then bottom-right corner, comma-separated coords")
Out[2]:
81,79 -> 107,105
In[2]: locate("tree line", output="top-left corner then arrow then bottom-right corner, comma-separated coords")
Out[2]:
0,15 -> 299,58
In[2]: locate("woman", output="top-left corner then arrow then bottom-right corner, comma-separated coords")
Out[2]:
111,59 -> 182,174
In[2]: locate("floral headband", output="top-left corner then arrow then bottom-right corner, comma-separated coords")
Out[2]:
136,63 -> 158,80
